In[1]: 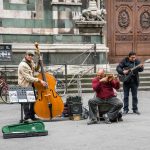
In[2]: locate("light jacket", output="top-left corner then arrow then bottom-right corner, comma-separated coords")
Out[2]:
18,58 -> 39,87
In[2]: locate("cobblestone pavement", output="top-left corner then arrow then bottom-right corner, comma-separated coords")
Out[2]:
0,91 -> 150,150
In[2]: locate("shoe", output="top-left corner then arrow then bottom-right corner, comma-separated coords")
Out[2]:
123,110 -> 128,115
118,117 -> 123,122
87,119 -> 98,125
24,118 -> 32,122
31,117 -> 40,121
133,110 -> 140,115
103,114 -> 111,124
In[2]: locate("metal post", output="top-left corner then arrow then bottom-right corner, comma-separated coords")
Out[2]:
93,43 -> 97,73
77,74 -> 82,98
4,66 -> 7,82
4,66 -> 7,102
20,103 -> 24,123
64,64 -> 68,94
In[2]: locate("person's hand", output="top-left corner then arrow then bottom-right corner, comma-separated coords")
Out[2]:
123,69 -> 129,75
139,64 -> 144,68
39,80 -> 48,87
100,77 -> 108,82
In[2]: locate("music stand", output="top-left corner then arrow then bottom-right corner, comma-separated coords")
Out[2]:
8,86 -> 35,123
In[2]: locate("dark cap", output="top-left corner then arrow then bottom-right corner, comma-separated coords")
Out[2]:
26,50 -> 35,56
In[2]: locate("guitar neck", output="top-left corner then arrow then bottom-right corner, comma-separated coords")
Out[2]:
131,64 -> 142,71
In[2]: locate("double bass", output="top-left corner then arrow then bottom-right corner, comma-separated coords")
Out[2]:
34,42 -> 64,119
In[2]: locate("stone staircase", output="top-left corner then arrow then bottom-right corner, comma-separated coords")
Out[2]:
2,64 -> 150,93
62,63 -> 150,93
63,72 -> 150,93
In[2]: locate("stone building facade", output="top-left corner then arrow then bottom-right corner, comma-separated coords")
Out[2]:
0,0 -> 108,65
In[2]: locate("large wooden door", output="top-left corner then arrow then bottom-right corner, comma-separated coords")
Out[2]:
106,0 -> 150,63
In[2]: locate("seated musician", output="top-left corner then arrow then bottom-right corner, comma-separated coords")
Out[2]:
87,69 -> 123,125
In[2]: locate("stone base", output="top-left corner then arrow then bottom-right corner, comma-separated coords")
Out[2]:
1,43 -> 109,67
75,21 -> 106,33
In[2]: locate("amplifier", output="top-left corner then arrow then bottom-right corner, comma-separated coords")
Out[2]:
66,95 -> 82,116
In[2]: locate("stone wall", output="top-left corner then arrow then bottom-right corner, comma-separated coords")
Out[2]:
0,0 -> 107,65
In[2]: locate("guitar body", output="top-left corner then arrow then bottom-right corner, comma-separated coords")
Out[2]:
118,72 -> 132,83
118,64 -> 141,83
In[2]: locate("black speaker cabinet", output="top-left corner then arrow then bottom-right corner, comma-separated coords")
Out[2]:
68,103 -> 82,115
66,95 -> 82,116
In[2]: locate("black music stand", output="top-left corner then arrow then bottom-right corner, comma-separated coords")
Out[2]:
8,86 -> 35,123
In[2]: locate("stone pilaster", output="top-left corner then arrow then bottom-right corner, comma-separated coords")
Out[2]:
0,0 -> 3,10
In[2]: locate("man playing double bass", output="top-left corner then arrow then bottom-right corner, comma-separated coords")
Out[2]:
18,50 -> 47,121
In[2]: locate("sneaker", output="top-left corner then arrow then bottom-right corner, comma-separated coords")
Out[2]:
31,117 -> 40,121
87,119 -> 98,125
133,110 -> 140,115
103,114 -> 111,124
123,110 -> 128,115
24,118 -> 32,122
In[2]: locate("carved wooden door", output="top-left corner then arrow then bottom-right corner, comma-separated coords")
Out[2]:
106,0 -> 150,63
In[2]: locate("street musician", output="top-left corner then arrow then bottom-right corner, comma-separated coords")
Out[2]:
18,50 -> 47,121
116,51 -> 144,115
87,69 -> 123,125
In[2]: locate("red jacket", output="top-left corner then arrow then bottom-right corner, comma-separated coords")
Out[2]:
92,77 -> 120,99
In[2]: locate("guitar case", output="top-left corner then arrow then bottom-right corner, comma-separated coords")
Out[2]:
2,121 -> 48,139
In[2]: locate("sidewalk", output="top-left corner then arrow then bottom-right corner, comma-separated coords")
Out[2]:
0,91 -> 150,150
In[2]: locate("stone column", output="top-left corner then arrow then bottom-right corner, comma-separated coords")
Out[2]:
97,0 -> 100,9
35,0 -> 44,19
0,0 -> 3,10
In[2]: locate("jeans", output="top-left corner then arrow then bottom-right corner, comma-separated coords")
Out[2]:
88,96 -> 123,121
123,82 -> 138,111
23,103 -> 35,119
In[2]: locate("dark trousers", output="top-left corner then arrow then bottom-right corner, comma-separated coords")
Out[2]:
123,82 -> 138,111
88,96 -> 123,121
23,103 -> 35,119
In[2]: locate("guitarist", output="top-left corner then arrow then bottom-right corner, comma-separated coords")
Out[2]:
116,51 -> 144,115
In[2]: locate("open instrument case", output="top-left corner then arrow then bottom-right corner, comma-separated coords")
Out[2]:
2,121 -> 48,139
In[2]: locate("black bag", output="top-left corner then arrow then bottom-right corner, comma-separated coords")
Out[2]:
110,112 -> 123,122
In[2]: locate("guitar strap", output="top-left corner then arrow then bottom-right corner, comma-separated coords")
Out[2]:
134,61 -> 135,67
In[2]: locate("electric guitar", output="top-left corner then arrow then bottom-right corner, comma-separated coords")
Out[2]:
118,64 -> 143,83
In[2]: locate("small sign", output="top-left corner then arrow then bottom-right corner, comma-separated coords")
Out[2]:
0,44 -> 12,61
18,99 -> 28,103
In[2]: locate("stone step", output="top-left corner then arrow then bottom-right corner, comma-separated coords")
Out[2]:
65,86 -> 150,94
3,64 -> 150,93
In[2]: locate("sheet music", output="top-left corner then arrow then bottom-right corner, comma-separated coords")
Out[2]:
8,91 -> 18,103
26,91 -> 35,102
8,86 -> 35,103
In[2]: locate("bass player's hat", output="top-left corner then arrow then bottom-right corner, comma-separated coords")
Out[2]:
26,50 -> 35,56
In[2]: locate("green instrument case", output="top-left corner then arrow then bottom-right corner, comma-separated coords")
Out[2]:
2,121 -> 48,139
